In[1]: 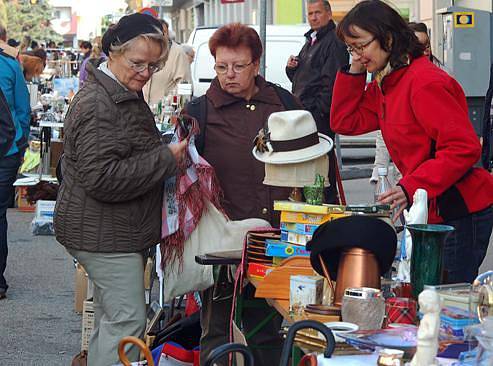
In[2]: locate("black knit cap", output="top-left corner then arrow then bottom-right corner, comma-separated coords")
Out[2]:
102,13 -> 163,55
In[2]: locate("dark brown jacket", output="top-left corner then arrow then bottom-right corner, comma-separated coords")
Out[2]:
202,76 -> 297,226
54,63 -> 177,253
286,20 -> 348,137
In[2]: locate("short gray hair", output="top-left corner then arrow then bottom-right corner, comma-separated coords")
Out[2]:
307,0 -> 331,12
181,44 -> 194,57
109,32 -> 169,68
0,24 -> 7,41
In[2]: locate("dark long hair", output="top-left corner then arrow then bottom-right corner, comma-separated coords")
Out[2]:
337,0 -> 425,68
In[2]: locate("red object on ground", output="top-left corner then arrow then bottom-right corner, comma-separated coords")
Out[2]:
185,293 -> 200,316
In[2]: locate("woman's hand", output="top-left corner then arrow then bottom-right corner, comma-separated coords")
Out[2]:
349,59 -> 367,74
168,139 -> 188,162
377,186 -> 408,223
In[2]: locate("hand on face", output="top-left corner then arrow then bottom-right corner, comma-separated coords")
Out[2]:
345,25 -> 390,73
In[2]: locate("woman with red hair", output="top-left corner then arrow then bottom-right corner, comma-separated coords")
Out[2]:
185,23 -> 301,366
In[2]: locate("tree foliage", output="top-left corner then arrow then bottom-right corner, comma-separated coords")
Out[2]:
5,0 -> 62,43
0,0 -> 7,29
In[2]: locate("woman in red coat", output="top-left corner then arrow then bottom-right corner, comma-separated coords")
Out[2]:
330,0 -> 493,284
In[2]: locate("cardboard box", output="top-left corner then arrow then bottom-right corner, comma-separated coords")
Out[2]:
281,230 -> 312,246
74,264 -> 88,314
81,300 -> 94,351
35,200 -> 56,220
280,211 -> 347,225
266,242 -> 309,258
280,222 -> 319,235
290,275 -> 324,314
274,201 -> 345,214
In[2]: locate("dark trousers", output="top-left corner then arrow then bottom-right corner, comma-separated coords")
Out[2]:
442,206 -> 493,284
200,278 -> 283,366
312,114 -> 338,204
325,149 -> 338,204
0,153 -> 21,291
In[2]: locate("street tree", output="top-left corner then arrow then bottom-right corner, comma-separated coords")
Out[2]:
0,0 -> 7,29
5,0 -> 62,43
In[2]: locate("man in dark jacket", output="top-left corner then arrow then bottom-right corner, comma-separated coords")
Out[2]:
286,0 -> 348,202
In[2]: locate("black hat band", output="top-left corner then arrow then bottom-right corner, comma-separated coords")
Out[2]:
270,132 -> 319,152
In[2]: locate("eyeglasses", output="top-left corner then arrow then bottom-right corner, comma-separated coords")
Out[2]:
214,61 -> 253,75
346,38 -> 375,56
124,55 -> 161,74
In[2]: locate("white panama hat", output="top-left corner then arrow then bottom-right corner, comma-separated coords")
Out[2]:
252,110 -> 333,164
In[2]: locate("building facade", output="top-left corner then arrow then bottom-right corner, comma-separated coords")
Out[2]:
151,0 -> 418,43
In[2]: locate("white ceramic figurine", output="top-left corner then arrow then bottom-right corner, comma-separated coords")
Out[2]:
410,289 -> 441,366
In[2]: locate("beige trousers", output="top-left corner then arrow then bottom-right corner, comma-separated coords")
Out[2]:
68,249 -> 147,366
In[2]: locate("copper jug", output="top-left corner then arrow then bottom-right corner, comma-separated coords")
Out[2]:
334,248 -> 381,305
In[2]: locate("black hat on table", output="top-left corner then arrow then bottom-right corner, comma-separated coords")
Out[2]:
102,13 -> 163,55
306,215 -> 397,280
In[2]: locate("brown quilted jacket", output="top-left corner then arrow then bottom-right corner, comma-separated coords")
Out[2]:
54,63 -> 177,253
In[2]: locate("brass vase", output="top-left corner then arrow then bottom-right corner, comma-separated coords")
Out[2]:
334,248 -> 381,305
407,224 -> 455,298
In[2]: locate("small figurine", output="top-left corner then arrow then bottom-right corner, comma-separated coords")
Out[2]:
410,289 -> 441,366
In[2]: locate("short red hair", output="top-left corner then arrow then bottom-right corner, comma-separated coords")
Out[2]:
209,23 -> 263,62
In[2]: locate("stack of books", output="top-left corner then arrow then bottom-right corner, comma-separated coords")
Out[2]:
266,201 -> 348,264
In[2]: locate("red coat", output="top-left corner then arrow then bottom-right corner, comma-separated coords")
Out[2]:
331,56 -> 493,223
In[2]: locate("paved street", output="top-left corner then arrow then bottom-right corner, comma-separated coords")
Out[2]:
1,178 -> 492,365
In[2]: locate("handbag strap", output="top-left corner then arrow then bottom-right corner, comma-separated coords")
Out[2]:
229,227 -> 279,344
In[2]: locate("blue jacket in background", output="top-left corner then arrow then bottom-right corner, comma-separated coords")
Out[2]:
0,51 -> 31,157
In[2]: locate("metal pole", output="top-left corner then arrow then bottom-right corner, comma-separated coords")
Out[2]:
259,0 -> 267,76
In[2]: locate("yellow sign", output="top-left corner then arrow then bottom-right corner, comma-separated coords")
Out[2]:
454,12 -> 475,28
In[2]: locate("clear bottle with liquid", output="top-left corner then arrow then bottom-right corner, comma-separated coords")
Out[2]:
374,167 -> 392,204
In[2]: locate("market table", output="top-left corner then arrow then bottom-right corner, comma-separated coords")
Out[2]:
248,275 -> 460,366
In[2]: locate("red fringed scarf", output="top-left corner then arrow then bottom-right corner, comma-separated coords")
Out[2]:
160,116 -> 223,268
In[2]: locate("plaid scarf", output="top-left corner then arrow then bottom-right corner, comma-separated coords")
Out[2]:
160,116 -> 223,268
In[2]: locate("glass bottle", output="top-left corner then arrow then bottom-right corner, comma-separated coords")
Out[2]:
374,167 -> 392,203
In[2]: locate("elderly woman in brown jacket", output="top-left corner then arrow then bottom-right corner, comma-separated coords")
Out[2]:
54,14 -> 186,365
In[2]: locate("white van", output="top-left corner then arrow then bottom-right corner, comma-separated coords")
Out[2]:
187,25 -> 308,97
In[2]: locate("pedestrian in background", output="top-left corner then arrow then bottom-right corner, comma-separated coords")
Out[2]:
54,13 -> 186,365
408,22 -> 443,66
331,0 -> 493,284
286,0 -> 348,204
143,19 -> 191,104
181,44 -> 195,64
79,38 -> 107,87
0,24 -> 31,300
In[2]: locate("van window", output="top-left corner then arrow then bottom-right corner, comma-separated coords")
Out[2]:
194,42 -> 215,83
265,39 -> 305,91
